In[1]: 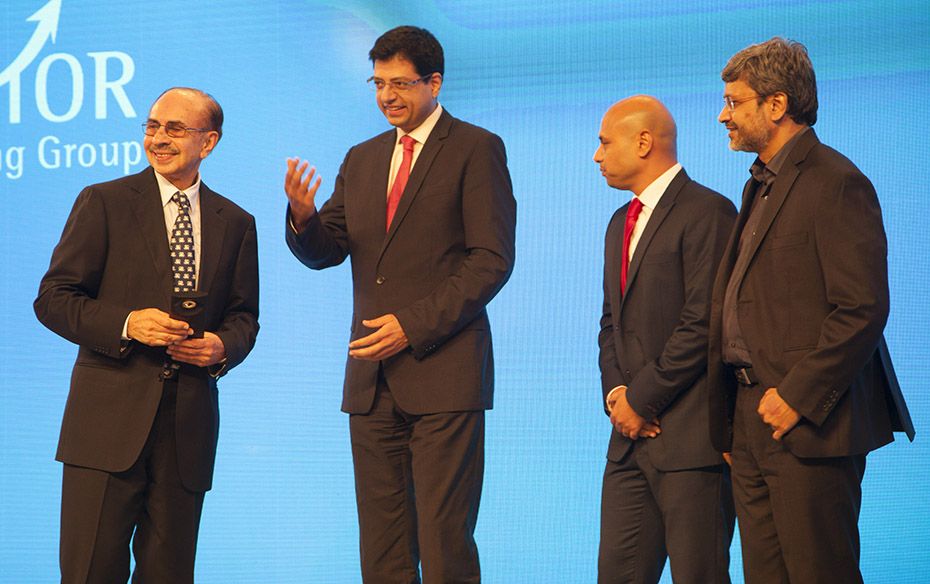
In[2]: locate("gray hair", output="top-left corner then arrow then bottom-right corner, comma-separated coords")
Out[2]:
722,37 -> 817,126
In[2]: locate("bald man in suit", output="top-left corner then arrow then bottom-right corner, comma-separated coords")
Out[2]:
595,95 -> 736,583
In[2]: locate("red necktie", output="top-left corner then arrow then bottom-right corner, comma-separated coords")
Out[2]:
620,197 -> 644,294
386,135 -> 416,230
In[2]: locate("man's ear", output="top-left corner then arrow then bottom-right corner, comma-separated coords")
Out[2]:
637,130 -> 653,158
200,132 -> 220,160
768,92 -> 789,123
429,73 -> 443,98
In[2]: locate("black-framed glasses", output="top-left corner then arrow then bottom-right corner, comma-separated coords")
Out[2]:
723,94 -> 763,111
143,120 -> 212,138
367,75 -> 433,92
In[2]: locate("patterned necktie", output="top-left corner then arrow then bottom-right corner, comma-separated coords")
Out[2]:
386,135 -> 416,230
170,192 -> 196,292
620,197 -> 644,295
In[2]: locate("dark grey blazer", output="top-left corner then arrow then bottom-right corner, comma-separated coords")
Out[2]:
287,109 -> 516,415
707,129 -> 914,457
35,167 -> 260,491
599,169 -> 736,470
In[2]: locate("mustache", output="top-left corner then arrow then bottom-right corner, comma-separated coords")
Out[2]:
149,145 -> 179,154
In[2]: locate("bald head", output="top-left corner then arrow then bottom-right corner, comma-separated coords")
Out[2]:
152,87 -> 224,140
594,95 -> 679,194
605,95 -> 677,159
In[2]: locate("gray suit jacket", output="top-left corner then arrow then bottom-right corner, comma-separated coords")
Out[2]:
35,167 -> 260,491
599,169 -> 736,470
287,109 -> 516,415
708,129 -> 914,457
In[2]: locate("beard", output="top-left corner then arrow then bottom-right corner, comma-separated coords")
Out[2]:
728,109 -> 769,154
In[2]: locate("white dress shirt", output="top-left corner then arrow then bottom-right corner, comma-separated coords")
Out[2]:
386,104 -> 444,195
122,171 -> 203,340
624,162 -> 682,263
606,162 -> 683,408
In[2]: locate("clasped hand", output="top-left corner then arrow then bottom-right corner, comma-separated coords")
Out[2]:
127,308 -> 226,367
608,386 -> 661,440
348,314 -> 409,361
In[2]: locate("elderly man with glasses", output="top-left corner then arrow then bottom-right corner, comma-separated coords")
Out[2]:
35,87 -> 259,584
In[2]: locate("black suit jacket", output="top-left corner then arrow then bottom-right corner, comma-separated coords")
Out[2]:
287,109 -> 516,415
599,169 -> 736,470
35,167 -> 260,491
708,129 -> 914,457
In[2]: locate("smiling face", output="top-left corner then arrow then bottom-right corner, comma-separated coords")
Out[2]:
144,89 -> 219,189
718,79 -> 771,155
372,55 -> 440,133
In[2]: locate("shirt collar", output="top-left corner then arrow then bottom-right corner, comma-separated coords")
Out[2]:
396,103 -> 444,146
154,170 -> 201,209
750,126 -> 811,185
635,162 -> 683,210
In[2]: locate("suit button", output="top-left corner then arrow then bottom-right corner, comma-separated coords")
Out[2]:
376,275 -> 385,285
625,370 -> 631,376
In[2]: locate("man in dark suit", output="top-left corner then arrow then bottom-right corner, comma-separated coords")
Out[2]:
594,95 -> 736,583
709,38 -> 914,583
35,87 -> 260,583
283,27 -> 515,583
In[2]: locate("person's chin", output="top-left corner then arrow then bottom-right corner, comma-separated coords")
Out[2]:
382,108 -> 407,127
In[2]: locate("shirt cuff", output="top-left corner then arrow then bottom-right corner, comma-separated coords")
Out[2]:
121,312 -> 132,341
208,357 -> 229,379
287,214 -> 301,235
605,385 -> 626,410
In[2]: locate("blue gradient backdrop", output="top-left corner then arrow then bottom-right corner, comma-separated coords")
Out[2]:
1,1 -> 927,581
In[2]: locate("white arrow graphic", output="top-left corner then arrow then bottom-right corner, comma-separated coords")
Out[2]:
0,0 -> 62,86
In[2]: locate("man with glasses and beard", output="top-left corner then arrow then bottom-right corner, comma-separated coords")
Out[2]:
708,38 -> 913,583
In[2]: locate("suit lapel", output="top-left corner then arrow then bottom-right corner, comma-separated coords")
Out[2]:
621,169 -> 686,307
130,168 -> 173,293
368,130 -> 395,236
379,110 -> 452,260
197,182 -> 227,293
714,175 -> 758,300
607,209 -> 624,324
739,130 -> 818,273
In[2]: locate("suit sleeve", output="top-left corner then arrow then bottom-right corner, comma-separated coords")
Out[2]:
394,133 -> 516,359
625,195 -> 737,420
598,212 -> 624,413
213,214 -> 260,373
777,170 -> 889,426
286,149 -> 352,270
34,187 -> 130,358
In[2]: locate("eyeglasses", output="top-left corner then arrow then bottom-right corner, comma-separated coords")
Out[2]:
723,94 -> 763,111
143,120 -> 212,138
367,75 -> 433,92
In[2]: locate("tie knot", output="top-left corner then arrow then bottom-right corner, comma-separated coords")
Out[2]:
171,191 -> 190,210
628,197 -> 644,217
400,135 -> 416,151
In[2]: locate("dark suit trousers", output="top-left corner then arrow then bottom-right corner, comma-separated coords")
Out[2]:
60,380 -> 205,584
598,440 -> 734,584
731,384 -> 865,584
349,376 -> 484,584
